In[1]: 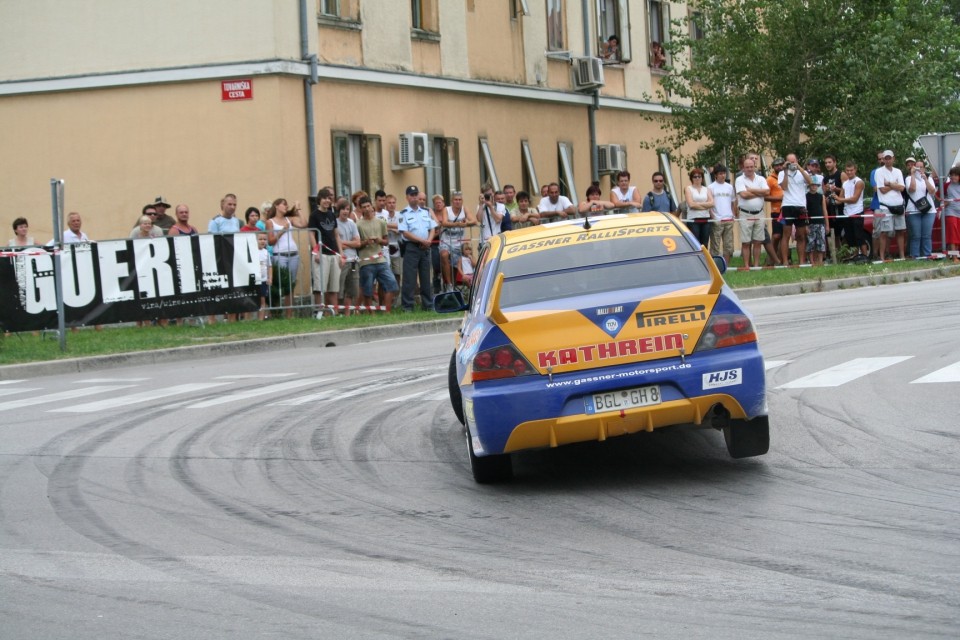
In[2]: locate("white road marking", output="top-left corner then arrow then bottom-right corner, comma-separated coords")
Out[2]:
49,383 -> 231,413
0,380 -> 26,385
911,361 -> 960,384
764,360 -> 790,370
777,357 -> 913,389
270,373 -> 445,406
215,373 -> 296,379
0,388 -> 40,398
0,385 -> 137,411
72,378 -> 149,383
188,377 -> 330,408
273,389 -> 338,406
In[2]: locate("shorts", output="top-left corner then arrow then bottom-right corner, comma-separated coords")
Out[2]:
738,216 -> 765,243
439,239 -> 464,256
807,224 -> 826,252
873,212 -> 893,236
781,206 -> 809,227
312,253 -> 340,293
946,216 -> 960,245
771,216 -> 783,236
710,220 -> 735,255
259,283 -> 269,300
360,261 -> 399,297
339,260 -> 360,299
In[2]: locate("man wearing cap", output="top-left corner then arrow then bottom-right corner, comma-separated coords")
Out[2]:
398,185 -> 438,312
874,150 -> 906,260
151,196 -> 175,233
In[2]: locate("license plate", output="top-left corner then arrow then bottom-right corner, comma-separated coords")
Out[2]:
585,385 -> 661,415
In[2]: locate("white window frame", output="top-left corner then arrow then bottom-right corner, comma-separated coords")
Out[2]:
521,140 -> 540,197
320,0 -> 340,17
332,132 -> 383,200
546,0 -> 565,52
558,142 -> 578,206
659,151 -> 678,206
479,137 -> 501,191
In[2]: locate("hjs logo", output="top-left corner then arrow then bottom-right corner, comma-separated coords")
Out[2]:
702,368 -> 742,389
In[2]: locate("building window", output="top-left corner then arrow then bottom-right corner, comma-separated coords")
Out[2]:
320,0 -> 340,17
412,0 -> 438,33
425,137 -> 460,200
659,151 -> 678,205
648,0 -> 670,69
332,132 -> 383,200
479,138 -> 500,191
521,140 -> 540,197
597,0 -> 631,63
546,0 -> 564,51
513,0 -> 531,18
558,142 -> 577,205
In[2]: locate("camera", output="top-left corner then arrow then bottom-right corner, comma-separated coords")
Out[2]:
483,193 -> 492,201
788,162 -> 799,171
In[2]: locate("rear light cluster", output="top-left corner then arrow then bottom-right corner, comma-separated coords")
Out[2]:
471,345 -> 535,381
694,314 -> 757,352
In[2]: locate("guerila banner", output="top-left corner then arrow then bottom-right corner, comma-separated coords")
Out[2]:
0,234 -> 262,331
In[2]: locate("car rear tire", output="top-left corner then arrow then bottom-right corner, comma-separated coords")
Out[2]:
723,416 -> 770,459
449,351 -> 464,425
466,429 -> 513,484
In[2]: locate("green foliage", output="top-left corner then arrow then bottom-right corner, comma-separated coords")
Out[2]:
650,0 -> 960,171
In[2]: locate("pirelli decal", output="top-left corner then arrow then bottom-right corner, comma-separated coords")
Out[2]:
636,305 -> 707,328
537,333 -> 683,368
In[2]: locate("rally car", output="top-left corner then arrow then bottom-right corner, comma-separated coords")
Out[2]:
435,212 -> 769,483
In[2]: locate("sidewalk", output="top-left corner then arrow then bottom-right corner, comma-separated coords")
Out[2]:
2,264 -> 957,380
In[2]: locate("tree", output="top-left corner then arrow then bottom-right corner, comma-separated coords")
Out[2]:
648,0 -> 960,171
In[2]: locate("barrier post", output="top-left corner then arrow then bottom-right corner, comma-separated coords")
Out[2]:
50,179 -> 66,352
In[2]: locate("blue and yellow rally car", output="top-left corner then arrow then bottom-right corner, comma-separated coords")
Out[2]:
435,212 -> 769,483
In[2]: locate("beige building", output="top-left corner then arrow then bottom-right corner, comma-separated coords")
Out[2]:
0,0 -> 697,243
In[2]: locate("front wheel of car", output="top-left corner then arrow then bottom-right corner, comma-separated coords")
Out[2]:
723,416 -> 770,459
466,429 -> 513,484
449,351 -> 464,425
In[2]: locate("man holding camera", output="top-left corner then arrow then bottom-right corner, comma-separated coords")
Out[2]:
778,153 -> 813,265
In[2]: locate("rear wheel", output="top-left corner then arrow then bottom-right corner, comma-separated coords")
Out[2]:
466,429 -> 513,483
448,351 -> 464,425
723,416 -> 770,459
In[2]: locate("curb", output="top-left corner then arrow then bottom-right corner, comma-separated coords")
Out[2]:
3,264 -> 957,380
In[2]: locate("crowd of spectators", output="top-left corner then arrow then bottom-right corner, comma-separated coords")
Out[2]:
4,154 -> 959,326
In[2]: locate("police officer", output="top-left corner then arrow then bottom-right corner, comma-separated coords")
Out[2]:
398,185 -> 438,311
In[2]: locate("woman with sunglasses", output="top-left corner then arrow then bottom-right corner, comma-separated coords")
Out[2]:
684,169 -> 715,248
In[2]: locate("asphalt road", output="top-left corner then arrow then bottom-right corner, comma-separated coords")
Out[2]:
1,278 -> 958,639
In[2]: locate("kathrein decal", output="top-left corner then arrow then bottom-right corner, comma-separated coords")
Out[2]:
636,305 -> 707,328
702,368 -> 742,389
537,333 -> 683,368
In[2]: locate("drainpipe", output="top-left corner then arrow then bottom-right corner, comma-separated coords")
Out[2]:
299,0 -> 319,196
582,0 -> 598,183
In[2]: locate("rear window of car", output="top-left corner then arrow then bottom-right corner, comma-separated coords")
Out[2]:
498,253 -> 711,308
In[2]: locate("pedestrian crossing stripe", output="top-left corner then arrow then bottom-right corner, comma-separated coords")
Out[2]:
910,362 -> 960,384
49,382 -> 232,413
776,357 -> 912,389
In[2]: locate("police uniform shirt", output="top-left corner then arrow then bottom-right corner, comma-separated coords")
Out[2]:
398,206 -> 437,242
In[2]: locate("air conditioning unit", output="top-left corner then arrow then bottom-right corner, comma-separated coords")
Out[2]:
597,144 -> 626,174
398,132 -> 428,166
572,56 -> 604,91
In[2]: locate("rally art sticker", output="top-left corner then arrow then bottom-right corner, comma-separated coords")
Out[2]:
702,368 -> 742,389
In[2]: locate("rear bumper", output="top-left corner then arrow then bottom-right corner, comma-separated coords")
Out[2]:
463,344 -> 765,456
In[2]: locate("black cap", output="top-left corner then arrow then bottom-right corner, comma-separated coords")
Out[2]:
405,185 -> 419,196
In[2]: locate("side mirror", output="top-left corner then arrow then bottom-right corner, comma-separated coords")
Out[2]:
434,290 -> 468,313
712,255 -> 727,274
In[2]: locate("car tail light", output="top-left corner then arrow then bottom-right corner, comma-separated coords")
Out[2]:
694,313 -> 757,352
471,345 -> 535,381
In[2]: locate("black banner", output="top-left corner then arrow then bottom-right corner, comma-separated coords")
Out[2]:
0,234 -> 261,331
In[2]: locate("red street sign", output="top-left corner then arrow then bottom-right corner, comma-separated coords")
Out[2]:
221,79 -> 253,101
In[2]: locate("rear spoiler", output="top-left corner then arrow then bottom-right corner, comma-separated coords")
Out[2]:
487,272 -> 509,325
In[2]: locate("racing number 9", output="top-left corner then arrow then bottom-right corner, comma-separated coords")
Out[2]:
662,237 -> 676,252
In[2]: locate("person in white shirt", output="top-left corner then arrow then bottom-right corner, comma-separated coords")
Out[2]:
904,158 -> 937,258
63,212 -> 90,243
609,171 -> 642,212
874,150 -> 906,259
477,185 -> 507,242
833,161 -> 870,260
537,182 -> 576,222
778,153 -> 813,265
708,164 -> 736,264
734,159 -> 770,268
